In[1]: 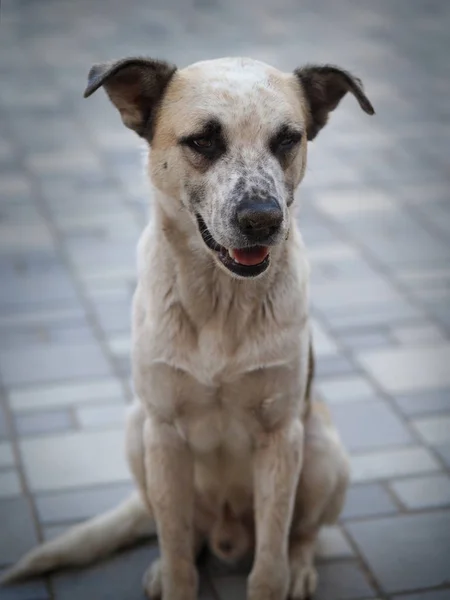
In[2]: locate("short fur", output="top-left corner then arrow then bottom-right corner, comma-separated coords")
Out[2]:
2,56 -> 374,599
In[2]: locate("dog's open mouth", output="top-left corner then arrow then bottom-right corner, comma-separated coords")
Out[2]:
196,214 -> 270,277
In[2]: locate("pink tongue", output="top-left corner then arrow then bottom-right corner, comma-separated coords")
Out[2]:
232,247 -> 269,266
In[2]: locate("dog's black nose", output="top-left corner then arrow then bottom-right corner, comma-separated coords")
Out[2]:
218,540 -> 234,554
236,197 -> 283,239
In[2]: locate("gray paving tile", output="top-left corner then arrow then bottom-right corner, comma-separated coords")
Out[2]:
341,483 -> 398,520
346,511 -> 450,593
436,445 -> 450,468
20,430 -> 131,492
317,375 -> 376,404
315,561 -> 375,600
51,543 -> 159,600
8,378 -> 125,413
350,446 -> 440,483
91,297 -> 132,335
411,415 -> 450,446
392,323 -> 447,345
0,403 -> 8,441
15,410 -> 73,437
0,343 -> 112,386
357,345 -> 450,395
51,542 -> 214,600
329,401 -> 413,452
0,443 -> 15,468
0,265 -> 78,308
76,404 -> 126,430
394,389 -> 450,417
0,577 -> 49,600
0,471 -> 22,499
0,497 -> 39,566
316,526 -> 354,559
393,590 -> 450,600
390,474 -> 450,510
339,330 -> 393,351
35,482 -> 134,524
316,355 -> 356,379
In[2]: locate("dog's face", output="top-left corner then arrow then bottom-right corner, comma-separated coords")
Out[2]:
85,57 -> 374,278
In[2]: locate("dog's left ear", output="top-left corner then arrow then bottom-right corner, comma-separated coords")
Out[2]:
84,57 -> 177,139
295,65 -> 375,140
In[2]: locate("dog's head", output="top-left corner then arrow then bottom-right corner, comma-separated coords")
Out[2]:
85,57 -> 374,278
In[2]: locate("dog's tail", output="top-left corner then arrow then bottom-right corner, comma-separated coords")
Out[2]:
1,492 -> 155,584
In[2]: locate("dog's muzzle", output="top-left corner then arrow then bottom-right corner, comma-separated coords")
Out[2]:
196,213 -> 272,278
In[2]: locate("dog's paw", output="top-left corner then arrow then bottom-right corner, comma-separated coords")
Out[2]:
142,559 -> 162,599
289,563 -> 317,600
247,560 -> 290,600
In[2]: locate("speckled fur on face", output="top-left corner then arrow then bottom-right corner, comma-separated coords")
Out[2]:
149,57 -> 308,249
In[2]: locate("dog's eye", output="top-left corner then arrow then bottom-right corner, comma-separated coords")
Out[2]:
191,138 -> 213,150
278,136 -> 300,151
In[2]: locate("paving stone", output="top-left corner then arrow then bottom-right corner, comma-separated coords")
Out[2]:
357,345 -> 450,394
315,355 -> 356,379
325,300 -> 425,330
329,401 -> 413,452
35,482 -> 134,524
394,590 -> 450,600
8,378 -> 125,413
316,526 -> 354,559
0,443 -> 15,468
0,497 -> 38,566
341,483 -> 398,520
313,280 -> 404,312
315,561 -> 375,600
317,375 -> 376,404
350,446 -> 440,483
51,542 -> 215,600
0,343 -> 113,386
14,410 -> 73,437
0,471 -> 22,499
0,578 -> 49,600
310,319 -> 339,357
0,265 -> 78,308
20,430 -> 131,491
76,404 -> 126,430
339,330 -> 393,351
411,414 -> 450,446
436,444 -> 450,468
390,474 -> 450,510
91,297 -> 132,335
394,389 -> 450,417
392,323 -> 447,345
347,511 -> 450,593
51,543 -> 159,600
0,403 -> 8,440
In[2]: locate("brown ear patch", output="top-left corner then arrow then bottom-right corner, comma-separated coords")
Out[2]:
295,64 -> 375,140
84,57 -> 177,139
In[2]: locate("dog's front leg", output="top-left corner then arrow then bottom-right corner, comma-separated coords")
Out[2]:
248,420 -> 304,600
143,416 -> 197,600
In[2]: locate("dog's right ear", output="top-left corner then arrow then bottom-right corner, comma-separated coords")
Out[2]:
84,57 -> 177,139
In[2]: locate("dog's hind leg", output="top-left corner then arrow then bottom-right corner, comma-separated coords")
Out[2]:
289,402 -> 350,599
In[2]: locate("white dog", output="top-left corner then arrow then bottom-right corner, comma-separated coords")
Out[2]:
2,56 -> 374,599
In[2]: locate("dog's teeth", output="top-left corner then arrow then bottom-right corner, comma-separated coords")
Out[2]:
228,249 -> 236,261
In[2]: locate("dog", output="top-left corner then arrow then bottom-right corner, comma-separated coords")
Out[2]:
2,56 -> 374,599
